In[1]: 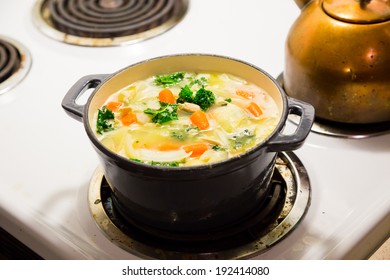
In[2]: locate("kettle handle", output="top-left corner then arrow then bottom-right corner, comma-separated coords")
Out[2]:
294,0 -> 311,9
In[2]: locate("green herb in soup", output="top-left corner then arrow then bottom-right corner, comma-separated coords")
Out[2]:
154,72 -> 185,86
96,106 -> 115,135
144,102 -> 179,124
94,72 -> 280,167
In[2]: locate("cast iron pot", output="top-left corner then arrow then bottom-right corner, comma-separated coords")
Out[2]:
62,54 -> 314,236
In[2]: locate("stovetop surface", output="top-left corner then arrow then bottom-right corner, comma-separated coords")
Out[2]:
0,0 -> 389,260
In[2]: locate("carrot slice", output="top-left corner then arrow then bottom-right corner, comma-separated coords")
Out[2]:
246,102 -> 263,117
157,142 -> 181,151
120,107 -> 132,117
183,143 -> 208,157
236,89 -> 255,100
190,110 -> 209,130
158,88 -> 176,104
121,112 -> 137,126
106,101 -> 123,112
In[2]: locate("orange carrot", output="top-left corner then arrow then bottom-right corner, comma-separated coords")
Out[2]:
190,110 -> 209,130
246,102 -> 263,117
120,107 -> 132,117
158,88 -> 176,104
183,143 -> 208,157
157,142 -> 181,151
121,112 -> 137,126
106,101 -> 123,112
236,89 -> 255,100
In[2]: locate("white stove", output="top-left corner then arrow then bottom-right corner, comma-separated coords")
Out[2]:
0,0 -> 389,260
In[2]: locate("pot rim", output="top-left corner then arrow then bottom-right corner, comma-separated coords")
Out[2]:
82,53 -> 289,173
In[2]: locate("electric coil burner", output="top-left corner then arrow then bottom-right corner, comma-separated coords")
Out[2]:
276,74 -> 390,138
88,152 -> 311,260
33,0 -> 188,46
0,36 -> 31,95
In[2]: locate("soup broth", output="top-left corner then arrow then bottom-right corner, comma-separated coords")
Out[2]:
94,72 -> 280,167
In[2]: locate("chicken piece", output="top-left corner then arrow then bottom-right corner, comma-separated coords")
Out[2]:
199,137 -> 224,146
178,102 -> 201,113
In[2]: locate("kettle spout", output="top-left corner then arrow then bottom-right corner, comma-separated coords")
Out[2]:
294,0 -> 311,9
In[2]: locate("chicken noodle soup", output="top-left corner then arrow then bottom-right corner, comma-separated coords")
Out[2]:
94,72 -> 281,167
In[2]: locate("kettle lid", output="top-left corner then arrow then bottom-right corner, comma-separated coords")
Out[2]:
323,0 -> 390,23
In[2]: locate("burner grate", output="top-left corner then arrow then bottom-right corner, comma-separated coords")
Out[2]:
33,0 -> 188,46
0,39 -> 21,83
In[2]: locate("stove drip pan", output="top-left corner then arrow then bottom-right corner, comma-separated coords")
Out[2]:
0,36 -> 31,95
276,73 -> 390,139
33,0 -> 188,47
288,115 -> 390,139
88,152 -> 311,259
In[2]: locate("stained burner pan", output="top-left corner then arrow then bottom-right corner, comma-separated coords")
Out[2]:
0,36 -> 31,95
33,0 -> 188,46
0,40 -> 21,83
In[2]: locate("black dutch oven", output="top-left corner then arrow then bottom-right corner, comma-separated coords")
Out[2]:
62,54 -> 314,236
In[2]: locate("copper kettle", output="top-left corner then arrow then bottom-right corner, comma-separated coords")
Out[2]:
284,0 -> 390,124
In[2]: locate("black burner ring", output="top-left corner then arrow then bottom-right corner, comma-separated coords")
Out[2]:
48,0 -> 179,38
0,40 -> 21,83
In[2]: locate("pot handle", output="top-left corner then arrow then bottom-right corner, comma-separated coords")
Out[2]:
61,74 -> 109,122
266,97 -> 315,152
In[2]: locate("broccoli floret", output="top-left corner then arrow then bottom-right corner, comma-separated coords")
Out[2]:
177,85 -> 194,104
176,85 -> 215,111
193,87 -> 215,110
